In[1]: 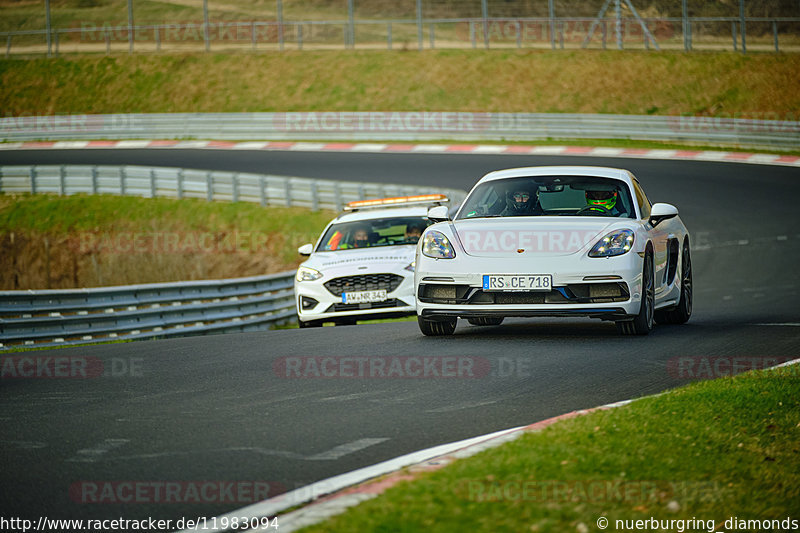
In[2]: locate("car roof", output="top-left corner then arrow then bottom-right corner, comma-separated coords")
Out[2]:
332,205 -> 432,223
476,166 -> 633,185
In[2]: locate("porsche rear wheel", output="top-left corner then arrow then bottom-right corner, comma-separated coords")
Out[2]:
418,316 -> 457,336
467,317 -> 504,326
617,250 -> 654,336
655,241 -> 693,325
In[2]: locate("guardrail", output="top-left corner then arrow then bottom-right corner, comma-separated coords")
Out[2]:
0,272 -> 297,349
0,165 -> 467,349
0,164 -> 468,210
2,113 -> 798,150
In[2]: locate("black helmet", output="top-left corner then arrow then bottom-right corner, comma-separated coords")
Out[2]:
506,187 -> 535,213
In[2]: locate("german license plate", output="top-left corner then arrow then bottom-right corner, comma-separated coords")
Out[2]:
342,290 -> 388,304
482,275 -> 552,292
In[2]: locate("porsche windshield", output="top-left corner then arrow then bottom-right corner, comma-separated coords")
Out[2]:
457,176 -> 636,219
317,216 -> 432,252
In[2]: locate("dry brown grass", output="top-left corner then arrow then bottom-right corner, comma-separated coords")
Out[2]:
2,50 -> 799,117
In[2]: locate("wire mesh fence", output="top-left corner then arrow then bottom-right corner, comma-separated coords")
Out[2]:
2,0 -> 798,57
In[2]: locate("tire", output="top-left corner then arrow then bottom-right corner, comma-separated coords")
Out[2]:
616,251 -> 654,336
417,316 -> 457,336
467,317 -> 504,326
655,241 -> 693,325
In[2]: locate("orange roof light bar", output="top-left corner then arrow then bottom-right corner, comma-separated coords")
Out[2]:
344,194 -> 449,211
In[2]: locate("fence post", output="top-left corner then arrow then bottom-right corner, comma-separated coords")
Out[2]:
259,176 -> 267,206
416,0 -> 422,50
203,0 -> 210,52
602,21 -> 607,49
285,178 -> 292,207
347,0 -> 354,49
5,35 -> 10,58
150,168 -> 156,197
739,0 -> 746,54
45,0 -> 52,57
206,171 -> 213,201
30,166 -> 37,194
120,166 -> 127,196
55,31 -> 60,57
59,165 -> 66,195
548,0 -> 555,50
773,21 -> 779,53
155,26 -> 161,52
481,0 -> 489,49
277,0 -> 284,51
470,21 -> 476,48
516,21 -> 521,48
732,22 -> 738,52
387,22 -> 392,50
105,31 -> 110,55
297,24 -> 303,50
429,23 -> 435,49
251,22 -> 256,51
681,0 -> 689,51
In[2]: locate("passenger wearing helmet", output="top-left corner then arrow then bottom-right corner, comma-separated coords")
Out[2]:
500,185 -> 540,216
583,188 -> 620,216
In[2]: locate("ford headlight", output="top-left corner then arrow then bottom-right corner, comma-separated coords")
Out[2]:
589,229 -> 634,257
421,231 -> 456,259
296,266 -> 323,282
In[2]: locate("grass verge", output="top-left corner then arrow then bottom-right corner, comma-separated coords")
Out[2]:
299,363 -> 800,533
2,50 -> 799,117
0,193 -> 334,289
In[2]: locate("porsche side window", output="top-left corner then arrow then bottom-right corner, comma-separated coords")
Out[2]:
633,180 -> 652,219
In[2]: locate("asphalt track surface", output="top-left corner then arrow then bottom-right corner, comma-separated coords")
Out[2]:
2,149 -> 800,527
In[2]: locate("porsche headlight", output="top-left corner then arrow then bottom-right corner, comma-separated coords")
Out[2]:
296,266 -> 323,282
421,231 -> 456,259
589,229 -> 635,258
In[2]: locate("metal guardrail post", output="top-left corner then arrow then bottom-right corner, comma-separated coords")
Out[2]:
177,169 -> 184,199
150,168 -> 156,197
333,182 -> 342,212
284,178 -> 292,207
59,165 -> 66,195
120,166 -> 127,196
30,166 -> 37,195
310,180 -> 319,211
206,171 -> 213,201
91,166 -> 98,194
259,176 -> 266,206
232,173 -> 239,203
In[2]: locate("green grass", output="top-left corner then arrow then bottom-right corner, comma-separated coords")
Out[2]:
2,51 -> 799,118
300,364 -> 800,533
0,193 -> 334,288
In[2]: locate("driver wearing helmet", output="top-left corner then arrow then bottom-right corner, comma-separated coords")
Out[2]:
584,188 -> 620,216
501,185 -> 540,216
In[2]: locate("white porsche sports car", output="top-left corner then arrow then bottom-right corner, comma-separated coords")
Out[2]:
294,195 -> 447,327
414,166 -> 692,336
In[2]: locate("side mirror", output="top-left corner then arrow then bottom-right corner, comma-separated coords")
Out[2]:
427,205 -> 450,222
297,243 -> 313,256
649,203 -> 678,227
